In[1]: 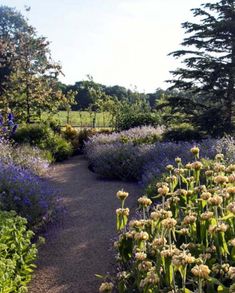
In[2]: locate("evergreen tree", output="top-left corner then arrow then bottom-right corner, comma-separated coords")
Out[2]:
168,0 -> 235,136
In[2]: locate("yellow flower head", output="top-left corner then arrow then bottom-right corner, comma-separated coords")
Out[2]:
158,186 -> 169,196
161,218 -> 177,229
99,282 -> 114,293
116,190 -> 129,201
190,146 -> 200,156
116,208 -> 129,217
214,175 -> 228,185
138,196 -> 152,207
191,264 -> 210,279
191,161 -> 203,170
215,153 -> 224,162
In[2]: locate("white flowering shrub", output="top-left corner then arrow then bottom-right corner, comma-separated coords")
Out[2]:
99,148 -> 235,293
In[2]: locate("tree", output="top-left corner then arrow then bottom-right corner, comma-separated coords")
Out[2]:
168,0 -> 235,136
63,90 -> 77,124
0,6 -> 64,123
0,6 -> 29,98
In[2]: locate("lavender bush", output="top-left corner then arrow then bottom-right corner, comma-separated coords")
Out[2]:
141,139 -> 218,185
215,135 -> 235,164
0,160 -> 57,229
0,139 -> 51,176
87,142 -> 154,180
86,126 -> 164,148
86,129 -> 235,183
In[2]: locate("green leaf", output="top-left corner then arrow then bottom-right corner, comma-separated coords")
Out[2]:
95,274 -> 105,279
217,285 -> 229,293
231,246 -> 235,261
184,289 -> 193,293
220,213 -> 235,221
218,232 -> 229,255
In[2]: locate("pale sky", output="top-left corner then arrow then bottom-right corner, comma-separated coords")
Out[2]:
1,0 -> 208,92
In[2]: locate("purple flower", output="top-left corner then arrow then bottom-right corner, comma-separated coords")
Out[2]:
8,113 -> 14,121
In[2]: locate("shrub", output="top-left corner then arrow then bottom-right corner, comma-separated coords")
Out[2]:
69,127 -> 95,154
62,124 -> 78,141
0,139 -> 51,176
116,112 -> 159,131
49,134 -> 73,161
86,133 -> 217,182
162,123 -> 203,141
87,142 -> 153,180
141,139 -> 218,186
215,135 -> 235,164
0,210 -> 37,292
0,160 -> 57,229
13,123 -> 73,161
13,123 -> 53,146
85,127 -> 162,180
100,149 -> 235,292
66,128 -> 113,154
85,126 -> 163,148
44,117 -> 61,134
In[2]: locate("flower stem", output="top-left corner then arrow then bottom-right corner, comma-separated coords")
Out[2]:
199,278 -> 203,293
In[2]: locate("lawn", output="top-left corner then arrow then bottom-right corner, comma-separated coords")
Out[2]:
42,111 -> 112,128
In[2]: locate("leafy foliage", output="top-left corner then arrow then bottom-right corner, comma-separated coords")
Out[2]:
162,123 -> 203,142
13,123 -> 73,161
0,6 -> 64,123
0,210 -> 38,293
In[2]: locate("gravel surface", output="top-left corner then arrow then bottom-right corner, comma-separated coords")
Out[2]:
29,155 -> 142,293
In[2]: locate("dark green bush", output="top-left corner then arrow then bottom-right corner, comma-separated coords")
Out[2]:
116,112 -> 158,131
13,124 -> 73,161
45,117 -> 61,134
162,123 -> 203,141
76,128 -> 95,149
70,128 -> 112,153
13,123 -> 52,146
50,135 -> 73,161
0,211 -> 38,292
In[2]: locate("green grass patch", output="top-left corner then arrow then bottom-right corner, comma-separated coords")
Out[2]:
42,111 -> 112,128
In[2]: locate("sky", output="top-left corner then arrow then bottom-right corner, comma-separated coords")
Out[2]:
1,0 -> 208,93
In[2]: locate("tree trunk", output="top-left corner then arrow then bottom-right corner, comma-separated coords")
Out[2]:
26,83 -> 30,124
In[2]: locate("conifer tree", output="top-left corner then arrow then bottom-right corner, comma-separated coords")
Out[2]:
168,0 -> 235,135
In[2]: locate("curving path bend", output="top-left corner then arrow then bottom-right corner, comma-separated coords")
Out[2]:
29,156 -> 142,293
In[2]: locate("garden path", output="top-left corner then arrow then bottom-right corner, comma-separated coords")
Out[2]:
29,155 -> 142,293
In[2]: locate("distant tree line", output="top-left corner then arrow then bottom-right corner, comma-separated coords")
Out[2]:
59,78 -> 166,111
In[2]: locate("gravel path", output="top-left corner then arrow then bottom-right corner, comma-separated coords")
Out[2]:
29,156 -> 142,293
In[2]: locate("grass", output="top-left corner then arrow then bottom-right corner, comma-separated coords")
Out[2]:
42,111 -> 112,128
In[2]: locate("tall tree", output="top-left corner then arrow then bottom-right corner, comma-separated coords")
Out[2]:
0,6 -> 64,123
168,0 -> 235,135
0,6 -> 29,99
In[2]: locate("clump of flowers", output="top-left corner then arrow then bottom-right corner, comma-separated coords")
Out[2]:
0,160 -> 57,229
100,148 -> 235,292
0,139 -> 50,176
0,112 -> 17,139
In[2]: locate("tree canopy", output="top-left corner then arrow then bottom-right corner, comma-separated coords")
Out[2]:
167,0 -> 235,136
0,6 -> 64,122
